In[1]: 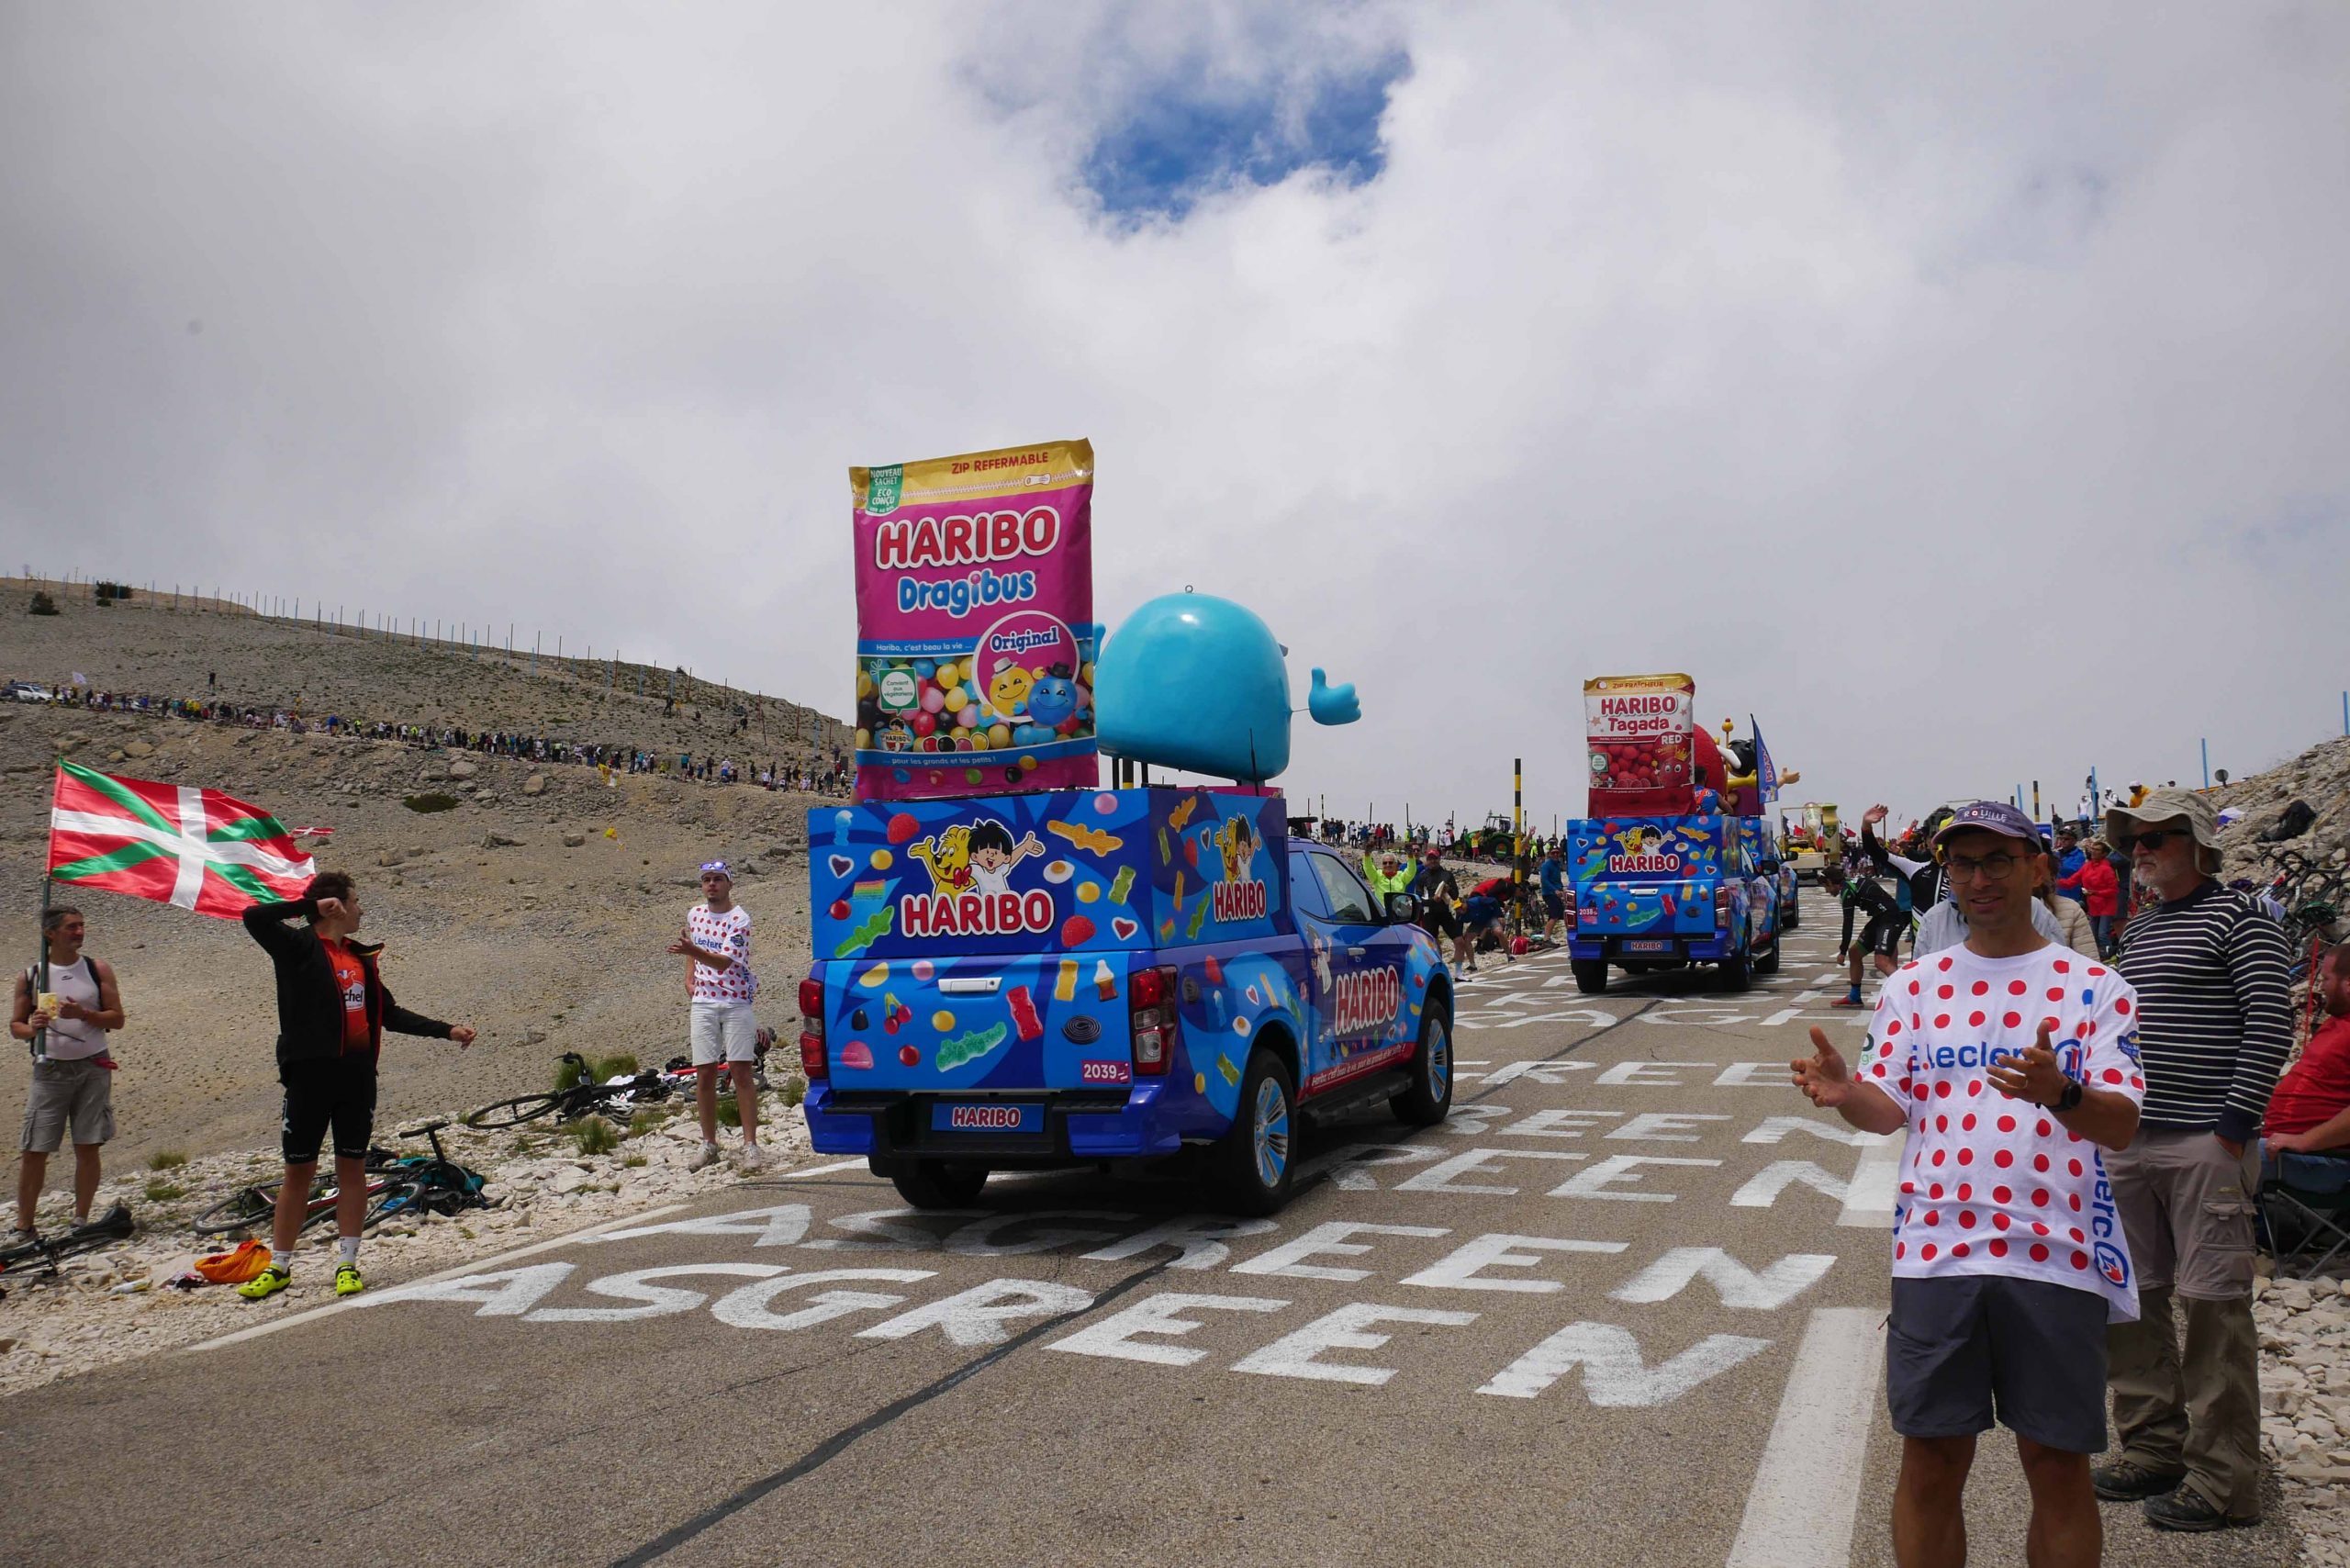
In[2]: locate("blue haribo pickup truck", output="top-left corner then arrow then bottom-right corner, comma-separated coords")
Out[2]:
1561,812 -> 1782,994
797,786 -> 1452,1215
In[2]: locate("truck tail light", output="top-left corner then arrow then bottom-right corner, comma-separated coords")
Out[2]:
1129,964 -> 1179,1077
1562,883 -> 1577,919
1714,886 -> 1733,929
797,976 -> 828,1081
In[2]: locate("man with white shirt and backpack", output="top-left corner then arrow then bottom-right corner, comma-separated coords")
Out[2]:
10,906 -> 127,1245
1793,801 -> 2145,1568
668,860 -> 763,1170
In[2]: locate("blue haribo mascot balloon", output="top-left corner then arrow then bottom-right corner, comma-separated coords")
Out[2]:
1094,590 -> 1359,783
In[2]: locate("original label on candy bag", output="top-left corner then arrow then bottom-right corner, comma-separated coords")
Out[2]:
1584,672 -> 1695,815
851,441 -> 1100,802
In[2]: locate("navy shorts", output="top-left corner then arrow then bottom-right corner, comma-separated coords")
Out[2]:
1886,1274 -> 2109,1453
1541,890 -> 1566,919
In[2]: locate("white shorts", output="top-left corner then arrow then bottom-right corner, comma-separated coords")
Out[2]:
689,1003 -> 759,1066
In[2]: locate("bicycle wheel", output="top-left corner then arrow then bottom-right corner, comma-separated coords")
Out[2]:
363,1180 -> 428,1228
464,1092 -> 569,1128
191,1185 -> 278,1238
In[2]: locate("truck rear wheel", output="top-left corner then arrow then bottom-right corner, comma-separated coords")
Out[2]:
1213,1049 -> 1296,1215
1783,891 -> 1800,929
1391,1008 -> 1454,1127
1572,959 -> 1608,994
1718,946 -> 1752,991
890,1159 -> 990,1209
1756,934 -> 1782,975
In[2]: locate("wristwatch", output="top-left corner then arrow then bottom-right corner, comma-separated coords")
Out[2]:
2053,1078 -> 2084,1114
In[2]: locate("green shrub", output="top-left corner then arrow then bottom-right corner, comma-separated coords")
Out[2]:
147,1149 -> 189,1170
627,1107 -> 669,1138
568,1116 -> 621,1157
553,1053 -> 642,1092
403,791 -> 461,813
779,1075 -> 807,1109
143,1179 -> 185,1203
714,1093 -> 742,1129
28,591 -> 58,616
621,1154 -> 647,1169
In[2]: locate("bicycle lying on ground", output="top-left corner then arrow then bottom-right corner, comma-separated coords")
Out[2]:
363,1122 -> 493,1223
463,1052 -> 673,1128
192,1167 -> 406,1238
0,1204 -> 137,1289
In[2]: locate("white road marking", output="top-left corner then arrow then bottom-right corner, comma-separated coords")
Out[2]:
1725,1306 -> 1886,1568
1837,1133 -> 1906,1227
776,1158 -> 874,1181
181,1202 -> 691,1354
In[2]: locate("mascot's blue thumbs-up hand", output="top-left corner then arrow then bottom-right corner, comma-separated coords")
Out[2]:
1307,668 -> 1360,726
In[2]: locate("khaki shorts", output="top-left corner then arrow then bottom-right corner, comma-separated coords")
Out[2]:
2109,1127 -> 2261,1301
20,1057 -> 116,1152
689,1003 -> 758,1066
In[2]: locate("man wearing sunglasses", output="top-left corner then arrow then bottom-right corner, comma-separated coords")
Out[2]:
2091,788 -> 2291,1531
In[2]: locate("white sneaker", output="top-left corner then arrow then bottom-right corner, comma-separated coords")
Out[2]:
736,1143 -> 765,1171
687,1143 -> 721,1172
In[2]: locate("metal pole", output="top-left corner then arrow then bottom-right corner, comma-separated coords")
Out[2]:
2201,737 -> 2210,790
2031,779 -> 2041,821
1513,756 -> 1524,894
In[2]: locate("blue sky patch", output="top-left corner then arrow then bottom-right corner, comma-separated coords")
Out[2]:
1080,50 -> 1408,220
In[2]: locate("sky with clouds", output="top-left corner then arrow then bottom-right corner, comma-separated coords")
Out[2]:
5,2 -> 2345,830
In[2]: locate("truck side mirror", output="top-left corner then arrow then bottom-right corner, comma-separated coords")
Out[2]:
1385,890 -> 1421,924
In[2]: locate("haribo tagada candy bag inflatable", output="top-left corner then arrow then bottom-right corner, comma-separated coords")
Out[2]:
1584,672 -> 1696,815
851,440 -> 1100,803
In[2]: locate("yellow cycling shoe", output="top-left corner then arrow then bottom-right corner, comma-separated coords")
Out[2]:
334,1263 -> 365,1297
237,1264 -> 292,1301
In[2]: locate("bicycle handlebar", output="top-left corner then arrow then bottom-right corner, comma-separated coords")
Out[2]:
400,1120 -> 452,1137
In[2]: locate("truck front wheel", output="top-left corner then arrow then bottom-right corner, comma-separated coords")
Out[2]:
890,1159 -> 990,1208
1213,1049 -> 1296,1216
1718,946 -> 1752,991
1572,959 -> 1608,995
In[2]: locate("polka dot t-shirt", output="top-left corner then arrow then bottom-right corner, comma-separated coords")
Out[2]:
1865,942 -> 2146,1322
686,902 -> 756,1005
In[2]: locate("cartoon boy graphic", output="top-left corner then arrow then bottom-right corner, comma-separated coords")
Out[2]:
1214,816 -> 1259,884
966,819 -> 1046,896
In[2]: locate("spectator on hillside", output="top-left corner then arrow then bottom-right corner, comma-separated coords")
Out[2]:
2096,789 -> 2292,1532
2058,840 -> 2123,957
2263,943 -> 2350,1156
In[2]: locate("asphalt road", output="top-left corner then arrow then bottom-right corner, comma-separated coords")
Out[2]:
0,925 -> 2296,1567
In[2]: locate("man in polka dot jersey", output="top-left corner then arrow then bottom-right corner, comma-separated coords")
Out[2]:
1794,800 -> 2143,1568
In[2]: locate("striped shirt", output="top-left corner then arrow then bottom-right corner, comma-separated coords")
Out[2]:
2113,880 -> 2291,1143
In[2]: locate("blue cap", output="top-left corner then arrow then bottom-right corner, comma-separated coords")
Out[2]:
1930,801 -> 2041,850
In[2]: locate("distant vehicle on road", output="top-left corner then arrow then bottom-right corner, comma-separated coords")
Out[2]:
1561,812 -> 1779,994
3,681 -> 53,703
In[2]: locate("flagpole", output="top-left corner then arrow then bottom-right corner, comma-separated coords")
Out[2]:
34,762 -> 59,1060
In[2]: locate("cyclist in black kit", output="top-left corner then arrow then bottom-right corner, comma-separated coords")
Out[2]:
1825,859 -> 1904,1008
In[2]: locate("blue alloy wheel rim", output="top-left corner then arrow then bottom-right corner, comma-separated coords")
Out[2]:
1253,1077 -> 1290,1187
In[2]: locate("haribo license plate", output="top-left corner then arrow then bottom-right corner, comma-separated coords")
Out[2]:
1619,939 -> 1674,955
932,1102 -> 1044,1134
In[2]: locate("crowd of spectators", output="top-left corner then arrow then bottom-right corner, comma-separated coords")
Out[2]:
12,681 -> 854,796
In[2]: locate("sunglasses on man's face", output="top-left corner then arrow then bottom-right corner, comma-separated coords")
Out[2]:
2127,829 -> 2187,851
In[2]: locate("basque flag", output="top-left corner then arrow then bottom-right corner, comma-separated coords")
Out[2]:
47,760 -> 317,918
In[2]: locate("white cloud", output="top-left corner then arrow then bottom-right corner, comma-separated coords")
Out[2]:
3,1 -> 2344,828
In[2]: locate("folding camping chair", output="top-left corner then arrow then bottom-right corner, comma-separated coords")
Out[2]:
2257,1151 -> 2350,1281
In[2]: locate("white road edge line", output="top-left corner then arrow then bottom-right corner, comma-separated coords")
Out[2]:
776,1158 -> 870,1181
180,1202 -> 692,1354
1725,1305 -> 1886,1568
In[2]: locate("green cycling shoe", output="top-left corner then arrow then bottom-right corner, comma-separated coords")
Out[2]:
334,1263 -> 365,1297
